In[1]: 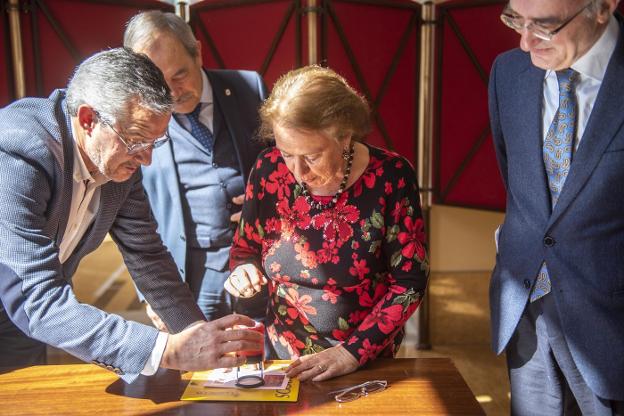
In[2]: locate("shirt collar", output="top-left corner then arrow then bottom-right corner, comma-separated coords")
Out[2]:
571,15 -> 619,82
200,69 -> 213,106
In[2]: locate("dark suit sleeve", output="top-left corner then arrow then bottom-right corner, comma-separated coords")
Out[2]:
489,56 -> 509,190
109,171 -> 205,332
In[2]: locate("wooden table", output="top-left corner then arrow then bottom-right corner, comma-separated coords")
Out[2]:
0,358 -> 483,415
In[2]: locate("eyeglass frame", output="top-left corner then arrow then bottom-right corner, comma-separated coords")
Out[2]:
93,110 -> 170,155
328,379 -> 388,403
500,1 -> 593,41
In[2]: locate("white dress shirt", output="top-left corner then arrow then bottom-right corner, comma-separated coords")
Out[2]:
64,124 -> 167,376
542,16 -> 619,147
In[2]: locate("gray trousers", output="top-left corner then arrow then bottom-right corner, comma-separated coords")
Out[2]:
506,294 -> 623,415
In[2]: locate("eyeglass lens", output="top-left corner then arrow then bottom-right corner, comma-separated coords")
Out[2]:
334,380 -> 387,403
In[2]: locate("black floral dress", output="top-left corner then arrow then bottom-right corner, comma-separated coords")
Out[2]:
230,144 -> 429,365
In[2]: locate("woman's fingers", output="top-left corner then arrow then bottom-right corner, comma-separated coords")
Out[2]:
225,264 -> 267,297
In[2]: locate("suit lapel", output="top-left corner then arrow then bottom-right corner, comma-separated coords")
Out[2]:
206,70 -> 249,177
55,97 -> 75,245
518,64 -> 552,220
548,29 -> 624,228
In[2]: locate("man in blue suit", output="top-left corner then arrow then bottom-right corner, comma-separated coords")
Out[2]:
490,0 -> 624,413
124,11 -> 268,323
0,48 -> 262,382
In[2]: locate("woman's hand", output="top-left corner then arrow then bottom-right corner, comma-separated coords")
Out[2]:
285,344 -> 359,382
224,263 -> 268,298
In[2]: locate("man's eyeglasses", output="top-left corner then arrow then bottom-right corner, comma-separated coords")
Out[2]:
500,1 -> 592,41
94,111 -> 170,155
328,380 -> 388,403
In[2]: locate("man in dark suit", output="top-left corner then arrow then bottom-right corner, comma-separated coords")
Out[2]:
0,48 -> 262,382
123,11 -> 268,324
490,0 -> 624,413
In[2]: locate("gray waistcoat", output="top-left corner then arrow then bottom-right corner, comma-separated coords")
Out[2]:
172,104 -> 244,249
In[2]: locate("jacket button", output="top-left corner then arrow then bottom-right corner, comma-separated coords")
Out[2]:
543,236 -> 555,247
524,279 -> 532,289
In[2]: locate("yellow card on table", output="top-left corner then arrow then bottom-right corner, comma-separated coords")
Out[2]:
181,360 -> 299,402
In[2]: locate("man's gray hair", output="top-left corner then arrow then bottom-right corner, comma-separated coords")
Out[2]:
585,0 -> 610,16
123,10 -> 199,58
66,47 -> 172,124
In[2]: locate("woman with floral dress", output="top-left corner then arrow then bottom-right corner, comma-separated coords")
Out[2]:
224,65 -> 429,382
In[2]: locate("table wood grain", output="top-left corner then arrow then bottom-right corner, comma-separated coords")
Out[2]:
0,358 -> 484,415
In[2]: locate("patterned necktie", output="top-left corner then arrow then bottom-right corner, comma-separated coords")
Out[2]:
531,69 -> 579,302
187,103 -> 214,150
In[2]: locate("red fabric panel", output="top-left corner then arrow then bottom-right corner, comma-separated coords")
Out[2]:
20,0 -> 170,98
192,1 -> 299,89
1,12 -> 11,106
435,1 -> 517,211
324,1 -> 420,162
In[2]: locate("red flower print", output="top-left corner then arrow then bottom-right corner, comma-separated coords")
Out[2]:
279,330 -> 305,357
349,259 -> 370,280
347,335 -> 359,345
401,261 -> 413,272
294,240 -> 318,269
311,201 -> 359,247
397,178 -> 406,189
348,309 -> 369,324
264,217 -> 281,233
265,163 -> 294,199
316,240 -> 340,264
391,199 -> 409,224
384,182 -> 392,194
273,273 -> 291,283
357,338 -> 383,365
359,304 -> 404,334
322,283 -> 342,304
362,171 -> 376,189
397,217 -> 426,261
378,197 -> 386,215
245,183 -> 254,200
285,288 -> 317,323
258,177 -> 266,200
277,196 -> 311,230
332,328 -> 352,341
243,221 -> 262,244
265,148 -> 282,163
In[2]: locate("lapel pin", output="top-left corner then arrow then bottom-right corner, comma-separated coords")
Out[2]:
225,88 -> 232,96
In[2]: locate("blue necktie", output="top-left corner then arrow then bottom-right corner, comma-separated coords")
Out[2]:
531,69 -> 579,302
187,103 -> 214,150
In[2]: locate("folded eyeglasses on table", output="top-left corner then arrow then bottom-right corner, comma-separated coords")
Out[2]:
328,380 -> 388,403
